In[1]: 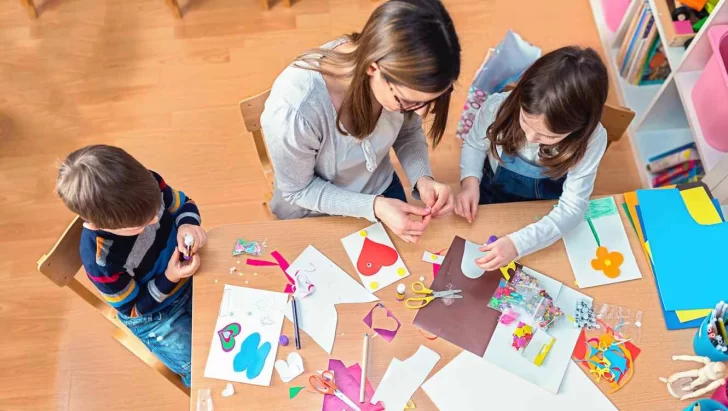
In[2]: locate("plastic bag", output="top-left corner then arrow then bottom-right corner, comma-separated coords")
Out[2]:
593,303 -> 643,343
456,30 -> 541,141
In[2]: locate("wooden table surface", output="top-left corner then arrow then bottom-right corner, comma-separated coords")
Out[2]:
190,198 -> 695,411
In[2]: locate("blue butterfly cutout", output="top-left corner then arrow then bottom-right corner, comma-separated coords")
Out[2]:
233,332 -> 271,379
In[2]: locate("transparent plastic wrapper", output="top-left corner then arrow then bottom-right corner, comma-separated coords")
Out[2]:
456,30 -> 542,141
489,268 -> 563,330
196,389 -> 214,411
593,303 -> 643,343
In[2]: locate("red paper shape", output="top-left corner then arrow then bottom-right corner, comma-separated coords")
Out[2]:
356,237 -> 398,276
323,359 -> 384,411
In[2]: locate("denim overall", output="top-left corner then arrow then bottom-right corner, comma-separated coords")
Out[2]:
479,152 -> 566,204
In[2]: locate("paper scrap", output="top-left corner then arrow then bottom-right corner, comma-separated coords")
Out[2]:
283,246 -> 378,354
221,383 -> 235,397
323,359 -> 384,411
362,303 -> 401,342
522,329 -> 555,366
422,251 -> 445,265
371,346 -> 440,410
289,386 -> 304,399
341,222 -> 410,291
563,197 -> 642,288
274,352 -> 304,383
423,352 -> 617,411
461,240 -> 486,279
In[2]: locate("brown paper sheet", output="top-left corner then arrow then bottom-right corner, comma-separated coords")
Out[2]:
412,236 -> 503,357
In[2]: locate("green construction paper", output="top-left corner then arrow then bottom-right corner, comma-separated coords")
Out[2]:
289,386 -> 304,399
621,202 -> 637,233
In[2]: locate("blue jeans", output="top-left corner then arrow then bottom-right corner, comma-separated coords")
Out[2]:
117,286 -> 193,387
381,172 -> 407,203
479,153 -> 566,204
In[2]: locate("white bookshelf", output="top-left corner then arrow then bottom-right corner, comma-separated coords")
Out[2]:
590,0 -> 728,187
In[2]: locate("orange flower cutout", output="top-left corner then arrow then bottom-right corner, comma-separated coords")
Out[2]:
591,246 -> 624,278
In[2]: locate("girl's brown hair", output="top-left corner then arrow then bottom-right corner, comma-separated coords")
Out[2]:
294,0 -> 460,147
487,46 -> 609,178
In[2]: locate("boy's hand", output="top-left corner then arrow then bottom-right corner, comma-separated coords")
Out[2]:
454,177 -> 480,223
177,224 -> 207,257
165,247 -> 201,282
476,237 -> 518,271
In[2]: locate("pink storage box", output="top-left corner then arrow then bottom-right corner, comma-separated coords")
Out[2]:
692,25 -> 728,152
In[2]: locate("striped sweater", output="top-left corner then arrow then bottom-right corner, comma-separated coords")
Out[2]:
79,171 -> 201,317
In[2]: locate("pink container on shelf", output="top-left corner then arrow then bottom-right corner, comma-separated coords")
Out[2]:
692,25 -> 728,152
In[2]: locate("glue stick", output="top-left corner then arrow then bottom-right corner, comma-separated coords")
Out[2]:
184,234 -> 194,260
396,283 -> 406,301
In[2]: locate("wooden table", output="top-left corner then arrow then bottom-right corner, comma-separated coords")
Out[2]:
191,198 -> 694,410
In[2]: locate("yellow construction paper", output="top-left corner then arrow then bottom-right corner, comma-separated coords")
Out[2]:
676,309 -> 713,323
680,187 -> 722,225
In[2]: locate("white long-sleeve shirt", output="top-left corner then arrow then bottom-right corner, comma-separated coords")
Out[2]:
460,92 -> 608,258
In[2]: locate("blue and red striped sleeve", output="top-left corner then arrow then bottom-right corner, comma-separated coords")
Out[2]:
151,170 -> 201,227
83,237 -> 188,317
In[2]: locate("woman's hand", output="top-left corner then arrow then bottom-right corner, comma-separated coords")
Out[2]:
177,224 -> 208,258
454,177 -> 480,223
476,237 -> 518,271
374,197 -> 432,243
415,176 -> 454,218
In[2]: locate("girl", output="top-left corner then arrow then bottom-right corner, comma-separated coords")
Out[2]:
454,46 -> 609,269
261,0 -> 460,243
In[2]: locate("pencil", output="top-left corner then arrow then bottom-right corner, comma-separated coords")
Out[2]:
360,333 -> 369,403
291,296 -> 301,350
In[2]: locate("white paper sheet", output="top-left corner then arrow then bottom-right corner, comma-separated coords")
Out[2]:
203,285 -> 288,386
283,246 -> 378,353
483,267 -> 590,394
562,197 -> 642,288
341,222 -> 410,292
370,346 -> 440,410
422,352 -> 617,411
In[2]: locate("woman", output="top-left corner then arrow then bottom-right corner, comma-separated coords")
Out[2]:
260,0 -> 460,243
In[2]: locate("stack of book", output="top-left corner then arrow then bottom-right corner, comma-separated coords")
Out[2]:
646,143 -> 704,187
617,1 -> 671,85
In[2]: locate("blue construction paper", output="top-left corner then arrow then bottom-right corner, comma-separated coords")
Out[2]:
637,189 -> 728,311
635,203 -> 709,330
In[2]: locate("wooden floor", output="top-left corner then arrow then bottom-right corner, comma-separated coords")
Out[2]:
0,0 -> 641,410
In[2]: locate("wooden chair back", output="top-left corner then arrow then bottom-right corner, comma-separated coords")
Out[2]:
502,83 -> 634,147
37,216 -> 190,396
239,90 -> 275,206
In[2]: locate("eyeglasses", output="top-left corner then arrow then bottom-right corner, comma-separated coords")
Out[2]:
386,79 -> 453,113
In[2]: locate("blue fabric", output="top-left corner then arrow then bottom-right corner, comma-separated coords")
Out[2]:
118,286 -> 193,387
479,152 -> 565,204
380,172 -> 407,203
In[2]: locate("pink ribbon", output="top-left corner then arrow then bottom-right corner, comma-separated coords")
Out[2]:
246,250 -> 294,293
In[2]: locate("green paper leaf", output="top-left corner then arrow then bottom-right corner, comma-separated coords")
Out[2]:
289,386 -> 304,399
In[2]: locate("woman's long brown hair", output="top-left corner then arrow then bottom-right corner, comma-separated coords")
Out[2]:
293,0 -> 461,147
487,46 -> 608,178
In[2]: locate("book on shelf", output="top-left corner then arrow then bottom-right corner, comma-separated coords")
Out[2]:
615,0 -> 669,86
646,143 -> 701,172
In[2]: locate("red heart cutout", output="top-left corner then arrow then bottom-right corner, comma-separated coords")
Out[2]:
356,237 -> 398,276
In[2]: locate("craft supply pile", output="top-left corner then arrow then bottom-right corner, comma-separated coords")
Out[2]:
197,181 -> 728,410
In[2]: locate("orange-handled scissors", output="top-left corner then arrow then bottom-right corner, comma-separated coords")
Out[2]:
309,370 -> 361,411
405,281 -> 463,309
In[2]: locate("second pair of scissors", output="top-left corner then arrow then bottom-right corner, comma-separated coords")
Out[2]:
309,370 -> 361,411
405,282 -> 462,309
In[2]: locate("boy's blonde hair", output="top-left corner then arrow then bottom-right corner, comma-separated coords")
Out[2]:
56,145 -> 161,229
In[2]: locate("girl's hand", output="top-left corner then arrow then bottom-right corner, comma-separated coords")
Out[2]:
454,177 -> 480,223
374,197 -> 432,243
476,237 -> 518,271
165,247 -> 201,282
415,176 -> 454,218
177,224 -> 207,257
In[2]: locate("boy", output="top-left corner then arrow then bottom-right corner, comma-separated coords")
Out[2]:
56,145 -> 207,387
